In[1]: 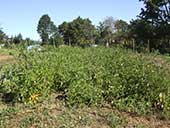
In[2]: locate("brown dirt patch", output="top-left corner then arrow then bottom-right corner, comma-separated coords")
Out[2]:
120,111 -> 170,128
0,55 -> 15,65
0,55 -> 13,61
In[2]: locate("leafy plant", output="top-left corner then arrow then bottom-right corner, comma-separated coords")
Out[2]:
1,46 -> 170,118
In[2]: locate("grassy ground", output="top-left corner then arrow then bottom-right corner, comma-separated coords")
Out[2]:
1,47 -> 170,128
0,48 -> 19,65
1,94 -> 170,128
0,47 -> 19,55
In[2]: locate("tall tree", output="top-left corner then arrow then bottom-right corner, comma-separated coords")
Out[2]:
58,17 -> 97,47
97,17 -> 115,46
128,19 -> 156,51
37,14 -> 57,44
101,17 -> 115,33
0,29 -> 5,43
138,0 -> 170,52
114,19 -> 128,33
49,31 -> 64,47
139,0 -> 170,25
13,33 -> 23,44
58,22 -> 71,45
139,0 -> 170,38
0,27 -> 8,44
113,19 -> 129,44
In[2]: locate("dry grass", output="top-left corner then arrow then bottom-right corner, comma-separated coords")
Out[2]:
0,94 -> 170,128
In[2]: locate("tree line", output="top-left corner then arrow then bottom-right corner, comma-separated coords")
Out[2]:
37,15 -> 129,47
0,0 -> 170,53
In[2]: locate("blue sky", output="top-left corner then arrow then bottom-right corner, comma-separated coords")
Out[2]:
0,0 -> 144,40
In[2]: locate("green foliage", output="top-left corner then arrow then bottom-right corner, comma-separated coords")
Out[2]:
1,46 -> 170,117
13,33 -> 23,44
97,17 -> 115,46
37,14 -> 57,43
139,0 -> 170,26
0,27 -> 8,45
113,19 -> 129,44
107,113 -> 124,128
49,32 -> 64,47
133,0 -> 170,53
67,80 -> 103,106
114,19 -> 128,33
58,17 -> 97,47
0,29 -> 5,43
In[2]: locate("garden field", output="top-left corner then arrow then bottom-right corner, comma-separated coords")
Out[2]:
1,46 -> 170,128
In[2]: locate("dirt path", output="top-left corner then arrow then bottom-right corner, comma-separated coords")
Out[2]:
91,105 -> 170,128
0,55 -> 14,65
121,111 -> 170,128
0,55 -> 13,61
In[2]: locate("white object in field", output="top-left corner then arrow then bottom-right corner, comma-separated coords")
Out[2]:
27,45 -> 42,51
91,44 -> 98,47
0,44 -> 5,49
106,42 -> 109,47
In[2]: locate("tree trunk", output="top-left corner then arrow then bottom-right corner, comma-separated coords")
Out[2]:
132,39 -> 135,52
147,40 -> 150,53
68,38 -> 70,46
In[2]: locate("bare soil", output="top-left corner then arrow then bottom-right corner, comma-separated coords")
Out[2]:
0,55 -> 13,61
0,55 -> 15,65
